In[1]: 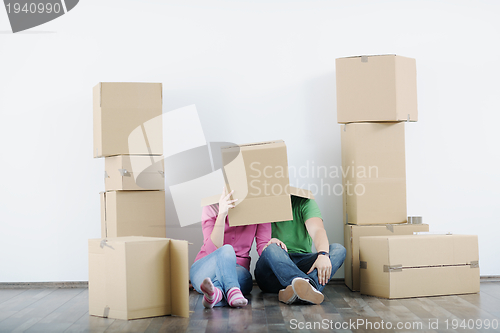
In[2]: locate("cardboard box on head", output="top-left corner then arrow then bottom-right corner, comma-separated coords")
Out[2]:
359,234 -> 480,299
93,82 -> 163,158
88,237 -> 189,320
201,140 -> 314,226
336,54 -> 418,124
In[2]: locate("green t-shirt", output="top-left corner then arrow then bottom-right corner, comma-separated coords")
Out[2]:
271,196 -> 322,253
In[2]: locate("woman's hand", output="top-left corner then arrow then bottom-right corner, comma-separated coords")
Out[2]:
218,187 -> 238,217
263,238 -> 288,252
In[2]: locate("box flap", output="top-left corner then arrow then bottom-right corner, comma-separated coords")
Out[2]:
169,239 -> 190,318
228,195 -> 292,226
222,140 -> 284,151
339,54 -> 397,59
201,186 -> 313,207
288,186 -> 314,199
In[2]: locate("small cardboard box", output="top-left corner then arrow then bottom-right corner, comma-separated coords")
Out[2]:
105,155 -> 165,191
201,140 -> 313,226
336,54 -> 418,123
88,236 -> 189,320
101,191 -> 166,238
93,82 -> 163,158
344,223 -> 429,291
341,122 -> 407,225
359,234 -> 480,299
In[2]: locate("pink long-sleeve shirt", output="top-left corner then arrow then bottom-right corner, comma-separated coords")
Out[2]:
194,204 -> 271,271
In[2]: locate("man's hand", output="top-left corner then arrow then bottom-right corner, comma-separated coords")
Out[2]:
263,238 -> 287,252
307,254 -> 332,286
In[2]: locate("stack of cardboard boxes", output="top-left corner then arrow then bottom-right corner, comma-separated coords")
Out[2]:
89,82 -> 189,319
336,55 -> 479,298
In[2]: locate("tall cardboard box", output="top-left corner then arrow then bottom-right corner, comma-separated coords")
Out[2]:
88,237 -> 189,319
201,140 -> 313,226
105,155 -> 165,191
359,234 -> 480,299
336,54 -> 418,123
93,82 -> 163,158
101,191 -> 166,238
341,122 -> 407,225
344,223 -> 429,291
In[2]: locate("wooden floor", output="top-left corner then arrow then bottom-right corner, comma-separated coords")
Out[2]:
1,282 -> 500,333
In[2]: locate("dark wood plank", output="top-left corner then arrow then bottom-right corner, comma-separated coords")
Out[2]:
25,288 -> 88,333
63,312 -> 115,333
0,288 -> 82,332
0,289 -> 55,322
0,289 -> 28,306
0,282 -> 499,333
458,291 -> 500,319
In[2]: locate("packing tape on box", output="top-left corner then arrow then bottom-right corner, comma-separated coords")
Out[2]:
383,264 -> 403,272
344,124 -> 347,132
407,114 -> 410,122
361,56 -> 368,63
103,306 -> 110,318
408,216 -> 423,224
470,261 -> 479,268
99,240 -> 114,250
158,170 -> 165,178
118,169 -> 131,177
386,224 -> 394,232
104,171 -> 109,178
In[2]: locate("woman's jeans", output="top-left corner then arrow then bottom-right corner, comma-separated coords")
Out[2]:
254,243 -> 346,293
190,244 -> 253,306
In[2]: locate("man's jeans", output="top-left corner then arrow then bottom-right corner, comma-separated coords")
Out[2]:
254,243 -> 346,292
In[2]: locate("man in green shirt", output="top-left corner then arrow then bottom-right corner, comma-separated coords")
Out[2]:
254,196 -> 346,305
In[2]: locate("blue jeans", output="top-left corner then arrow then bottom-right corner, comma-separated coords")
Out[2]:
254,243 -> 346,293
190,244 -> 253,306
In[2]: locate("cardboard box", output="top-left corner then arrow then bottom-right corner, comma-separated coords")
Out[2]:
93,82 -> 163,158
88,236 -> 189,319
359,234 -> 479,299
336,54 -> 417,123
101,191 -> 166,238
344,223 -> 429,291
105,155 -> 165,191
341,122 -> 407,225
201,140 -> 313,226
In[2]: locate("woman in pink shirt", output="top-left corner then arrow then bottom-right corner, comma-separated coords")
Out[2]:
190,188 -> 272,308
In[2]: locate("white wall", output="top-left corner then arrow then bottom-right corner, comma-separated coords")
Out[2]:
1,0 -> 499,282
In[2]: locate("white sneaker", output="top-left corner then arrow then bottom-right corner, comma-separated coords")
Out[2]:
278,284 -> 297,304
291,277 -> 324,305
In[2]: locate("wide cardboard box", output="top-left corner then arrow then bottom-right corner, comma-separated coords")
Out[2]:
341,122 -> 407,225
359,234 -> 480,299
336,54 -> 417,123
201,140 -> 313,226
93,82 -> 163,158
105,155 -> 165,191
101,191 -> 166,238
344,223 -> 429,291
88,237 -> 189,319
